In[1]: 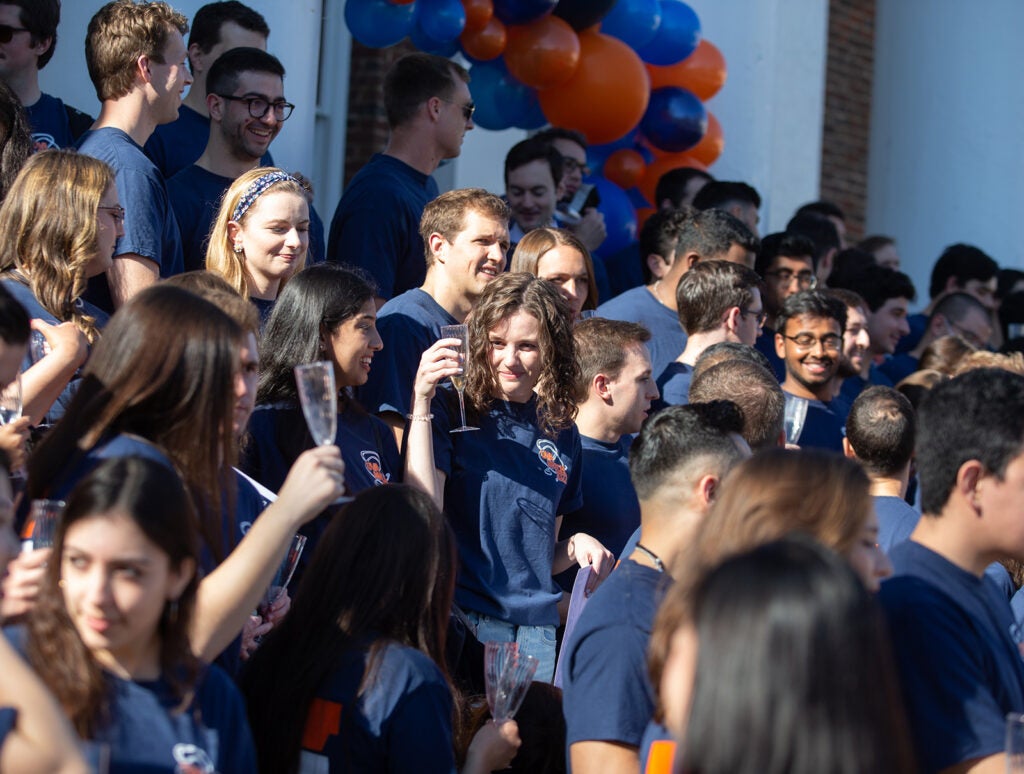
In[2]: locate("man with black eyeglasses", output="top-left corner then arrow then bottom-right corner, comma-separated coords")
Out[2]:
753,231 -> 817,380
773,290 -> 847,452
0,0 -> 93,150
145,0 -> 269,178
327,53 -> 473,304
168,46 -> 326,271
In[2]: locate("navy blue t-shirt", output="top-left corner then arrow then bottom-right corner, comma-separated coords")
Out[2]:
167,163 -> 326,273
879,541 -> 1024,773
879,352 -> 919,385
874,494 -> 919,552
601,243 -> 644,300
563,559 -> 668,754
754,327 -> 785,382
327,154 -> 440,300
25,93 -> 91,152
433,391 -> 583,626
78,127 -> 185,311
896,312 -> 928,355
299,640 -> 455,773
784,391 -> 844,453
655,361 -> 692,409
597,287 -> 686,381
357,288 -> 457,419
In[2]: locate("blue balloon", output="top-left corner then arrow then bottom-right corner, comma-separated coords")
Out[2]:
640,86 -> 707,153
495,76 -> 546,130
587,131 -> 641,174
552,0 -> 617,31
410,21 -> 460,55
637,0 -> 701,66
344,0 -> 414,48
468,61 -> 514,131
591,177 -> 639,261
414,0 -> 466,43
601,0 -> 661,50
514,94 -> 548,130
492,0 -> 558,26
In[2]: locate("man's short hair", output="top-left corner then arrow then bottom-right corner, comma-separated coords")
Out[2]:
776,290 -> 847,335
846,386 -> 915,478
86,0 -> 189,102
655,167 -> 713,209
689,360 -> 785,451
532,127 -> 587,151
693,208 -> 759,256
639,208 -> 693,283
916,368 -> 1024,514
825,287 -> 868,315
929,243 -> 999,300
419,188 -> 510,266
931,291 -> 989,327
786,212 -> 839,262
206,46 -> 284,98
0,283 -> 29,345
572,318 -> 650,401
692,180 -> 761,211
830,263 -> 916,312
629,402 -> 745,500
188,1 -> 268,58
796,200 -> 845,222
384,52 -> 469,129
754,232 -> 815,276
858,235 -> 895,255
692,341 -> 771,381
1,0 -> 59,68
504,138 -> 563,187
828,248 -> 877,290
676,260 -> 761,335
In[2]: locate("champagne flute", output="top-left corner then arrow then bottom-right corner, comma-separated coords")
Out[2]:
484,641 -> 538,724
784,395 -> 809,446
0,374 -> 22,426
439,324 -> 478,433
254,533 -> 307,645
294,361 -> 351,504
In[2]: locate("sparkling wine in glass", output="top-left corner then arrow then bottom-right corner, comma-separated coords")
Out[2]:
294,361 -> 351,503
258,533 -> 307,620
439,324 -> 478,433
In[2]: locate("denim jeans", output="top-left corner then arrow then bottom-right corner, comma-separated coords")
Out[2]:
462,610 -> 557,683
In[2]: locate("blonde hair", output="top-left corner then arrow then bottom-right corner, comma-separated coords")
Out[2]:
511,227 -> 599,311
0,150 -> 113,343
205,167 -> 311,298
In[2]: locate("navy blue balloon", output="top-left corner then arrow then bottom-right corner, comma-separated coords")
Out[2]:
468,61 -> 514,131
514,95 -> 548,130
637,0 -> 701,66
410,22 -> 460,56
344,0 -> 414,48
492,0 -> 557,25
414,0 -> 466,43
640,86 -> 707,153
495,76 -> 546,130
591,176 -> 638,261
601,0 -> 661,50
552,0 -> 617,31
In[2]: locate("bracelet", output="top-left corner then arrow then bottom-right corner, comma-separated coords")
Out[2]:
406,413 -> 434,422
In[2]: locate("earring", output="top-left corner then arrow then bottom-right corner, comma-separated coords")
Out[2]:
233,242 -> 243,254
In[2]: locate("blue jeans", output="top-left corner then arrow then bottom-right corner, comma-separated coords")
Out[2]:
463,610 -> 557,683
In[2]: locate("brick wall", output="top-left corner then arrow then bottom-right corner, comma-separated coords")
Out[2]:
343,41 -> 415,186
820,0 -> 875,240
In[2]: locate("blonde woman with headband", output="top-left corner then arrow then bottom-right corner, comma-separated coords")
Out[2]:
206,167 -> 311,325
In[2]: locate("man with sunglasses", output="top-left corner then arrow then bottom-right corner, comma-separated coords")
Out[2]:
774,290 -> 848,452
168,46 -> 325,271
533,127 -> 607,254
327,52 -> 473,304
77,0 -> 191,312
145,0 -> 269,178
0,0 -> 93,151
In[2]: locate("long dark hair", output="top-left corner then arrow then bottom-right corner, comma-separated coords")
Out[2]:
677,536 -> 915,773
256,263 -> 375,403
26,457 -> 200,738
241,485 -> 457,773
27,285 -> 242,563
464,272 -> 578,437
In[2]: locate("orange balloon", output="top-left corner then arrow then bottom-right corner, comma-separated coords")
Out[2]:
504,16 -> 580,90
636,206 -> 657,232
460,16 -> 506,60
461,0 -> 493,33
604,149 -> 646,190
538,31 -> 649,145
687,111 -> 723,166
646,39 -> 727,102
639,154 -> 707,207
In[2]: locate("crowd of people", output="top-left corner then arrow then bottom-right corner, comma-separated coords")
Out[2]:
0,0 -> 1022,772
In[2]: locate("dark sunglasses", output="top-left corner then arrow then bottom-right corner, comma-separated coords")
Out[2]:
0,25 -> 30,44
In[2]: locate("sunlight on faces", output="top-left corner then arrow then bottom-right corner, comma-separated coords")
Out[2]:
776,314 -> 842,397
845,505 -> 891,593
550,137 -> 587,199
92,183 -> 125,277
436,210 -> 508,300
840,305 -> 870,377
196,21 -> 266,72
661,622 -> 699,740
605,343 -> 658,435
439,78 -> 474,159
327,298 -> 382,389
763,255 -> 814,315
866,297 -> 910,356
216,70 -> 285,162
733,287 -> 764,346
149,30 -> 192,125
229,190 -> 309,295
536,245 -> 589,321
61,512 -> 193,678
961,277 -> 998,311
488,311 -> 543,403
507,160 -> 560,232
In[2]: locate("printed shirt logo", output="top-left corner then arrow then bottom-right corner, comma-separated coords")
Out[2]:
360,449 -> 391,486
172,743 -> 215,774
31,132 -> 59,153
536,439 -> 568,485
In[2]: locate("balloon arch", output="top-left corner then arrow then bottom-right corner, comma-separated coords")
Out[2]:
344,0 -> 727,258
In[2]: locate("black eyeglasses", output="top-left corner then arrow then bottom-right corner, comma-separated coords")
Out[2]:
740,308 -> 767,326
439,97 -> 475,122
98,204 -> 125,225
215,94 -> 294,121
560,157 -> 591,177
764,269 -> 817,289
0,24 -> 29,44
783,333 -> 842,352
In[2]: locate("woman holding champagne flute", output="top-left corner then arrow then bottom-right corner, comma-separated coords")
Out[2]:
415,273 -> 613,681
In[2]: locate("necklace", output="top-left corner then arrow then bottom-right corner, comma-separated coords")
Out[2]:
635,542 -> 665,573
